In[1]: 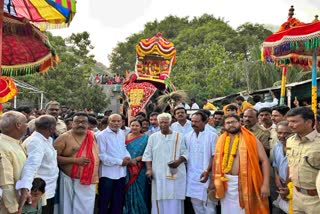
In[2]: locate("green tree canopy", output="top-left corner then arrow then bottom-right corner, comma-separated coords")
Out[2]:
108,14 -> 310,100
172,43 -> 242,100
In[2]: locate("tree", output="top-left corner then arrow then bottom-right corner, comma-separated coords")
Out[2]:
172,43 -> 242,99
16,32 -> 110,112
108,14 -> 291,100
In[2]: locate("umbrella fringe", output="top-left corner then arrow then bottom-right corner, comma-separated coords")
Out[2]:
33,22 -> 70,31
1,54 -> 56,76
262,38 -> 320,68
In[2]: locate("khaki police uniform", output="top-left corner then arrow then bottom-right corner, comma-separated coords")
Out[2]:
287,130 -> 320,213
248,123 -> 271,152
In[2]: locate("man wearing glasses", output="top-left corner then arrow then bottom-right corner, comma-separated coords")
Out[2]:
209,114 -> 270,214
54,112 -> 99,214
284,107 -> 320,213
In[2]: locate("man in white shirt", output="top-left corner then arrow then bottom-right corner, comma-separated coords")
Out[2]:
200,109 -> 218,134
143,113 -> 187,214
185,111 -> 218,214
120,113 -> 131,135
191,98 -> 200,110
147,112 -> 160,136
96,114 -> 131,214
253,91 -> 278,112
171,105 -> 192,136
16,115 -> 59,214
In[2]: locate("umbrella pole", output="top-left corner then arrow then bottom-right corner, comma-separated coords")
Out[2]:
311,48 -> 318,115
0,0 -> 3,114
0,0 -> 3,76
280,66 -> 287,106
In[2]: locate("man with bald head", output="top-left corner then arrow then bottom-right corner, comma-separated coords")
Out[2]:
16,115 -> 59,214
0,111 -> 28,213
54,112 -> 99,214
96,114 -> 131,214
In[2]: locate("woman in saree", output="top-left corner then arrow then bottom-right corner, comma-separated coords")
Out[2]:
124,119 -> 149,214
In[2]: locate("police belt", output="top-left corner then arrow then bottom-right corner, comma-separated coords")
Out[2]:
295,186 -> 318,196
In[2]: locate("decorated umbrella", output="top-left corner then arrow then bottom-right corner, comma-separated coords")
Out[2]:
3,0 -> 76,30
0,76 -> 17,103
2,13 -> 58,76
0,13 -> 57,112
262,6 -> 320,113
0,0 -> 76,111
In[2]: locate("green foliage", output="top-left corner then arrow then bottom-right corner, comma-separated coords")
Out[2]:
16,32 -> 110,112
172,43 -> 241,99
108,14 -> 309,100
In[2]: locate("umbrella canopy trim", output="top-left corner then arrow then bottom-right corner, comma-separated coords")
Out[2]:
4,0 -> 76,30
262,21 -> 320,68
2,14 -> 59,76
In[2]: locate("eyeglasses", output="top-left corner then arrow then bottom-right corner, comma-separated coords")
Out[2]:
225,120 -> 239,125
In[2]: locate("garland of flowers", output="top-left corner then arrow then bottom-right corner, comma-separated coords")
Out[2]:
221,134 -> 239,181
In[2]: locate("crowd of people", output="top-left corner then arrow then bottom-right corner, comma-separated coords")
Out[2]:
0,94 -> 320,214
93,73 -> 125,85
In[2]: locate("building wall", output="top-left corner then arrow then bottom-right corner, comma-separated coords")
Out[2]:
101,84 -> 122,113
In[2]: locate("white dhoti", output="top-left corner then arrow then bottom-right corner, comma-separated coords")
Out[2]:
191,197 -> 216,214
151,199 -> 184,214
220,174 -> 245,214
59,171 -> 96,214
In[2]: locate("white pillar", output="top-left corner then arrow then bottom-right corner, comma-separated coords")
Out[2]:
40,93 -> 44,109
287,87 -> 292,108
14,96 -> 17,108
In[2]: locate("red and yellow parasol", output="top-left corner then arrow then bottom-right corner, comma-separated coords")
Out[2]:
262,6 -> 320,113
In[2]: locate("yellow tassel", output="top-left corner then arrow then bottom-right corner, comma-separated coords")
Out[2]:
220,176 -> 229,181
287,182 -> 293,214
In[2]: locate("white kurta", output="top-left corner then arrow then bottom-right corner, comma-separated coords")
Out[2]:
142,131 -> 187,200
171,120 -> 193,136
184,130 -> 217,201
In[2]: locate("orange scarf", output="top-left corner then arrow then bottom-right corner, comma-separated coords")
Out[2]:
213,127 -> 269,213
71,130 -> 95,185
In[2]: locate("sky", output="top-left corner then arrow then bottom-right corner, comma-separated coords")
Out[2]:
50,0 -> 319,67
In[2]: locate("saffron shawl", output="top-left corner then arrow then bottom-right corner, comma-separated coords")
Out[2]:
213,127 -> 269,213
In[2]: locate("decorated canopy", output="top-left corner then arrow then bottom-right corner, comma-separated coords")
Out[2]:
262,18 -> 320,68
2,13 -> 58,76
135,32 -> 176,83
261,6 -> 320,69
261,6 -> 320,112
123,32 -> 177,116
3,0 -> 76,30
